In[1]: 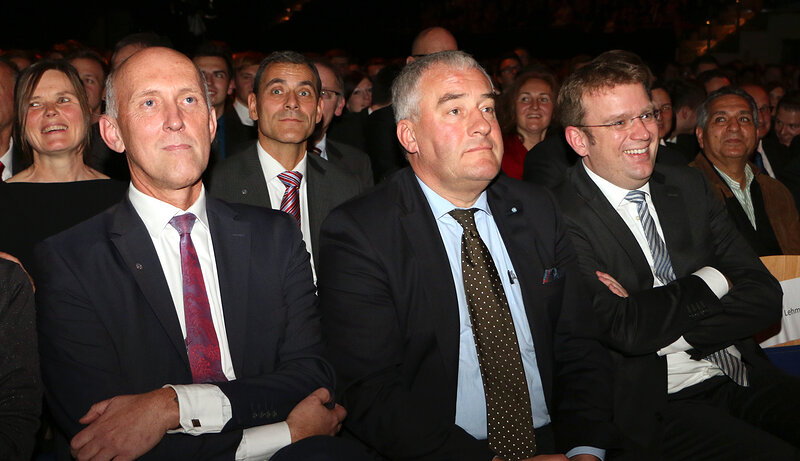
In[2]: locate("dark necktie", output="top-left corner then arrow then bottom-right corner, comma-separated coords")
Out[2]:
169,213 -> 227,383
625,191 -> 749,387
278,171 -> 302,225
754,151 -> 765,170
449,208 -> 537,461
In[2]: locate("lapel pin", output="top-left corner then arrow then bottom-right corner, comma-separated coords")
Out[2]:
241,189 -> 248,195
135,263 -> 143,270
510,206 -> 518,214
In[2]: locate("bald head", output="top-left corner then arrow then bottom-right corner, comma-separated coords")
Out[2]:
408,27 -> 458,63
740,84 -> 771,139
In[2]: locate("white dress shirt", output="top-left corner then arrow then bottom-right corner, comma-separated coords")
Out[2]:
582,162 -> 740,394
1,138 -> 13,181
128,184 -> 290,460
233,99 -> 255,126
255,143 -> 315,278
314,134 -> 329,161
756,139 -> 776,178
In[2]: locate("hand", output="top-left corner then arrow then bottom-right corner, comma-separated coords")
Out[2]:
596,271 -> 628,298
71,388 -> 179,461
286,387 -> 346,443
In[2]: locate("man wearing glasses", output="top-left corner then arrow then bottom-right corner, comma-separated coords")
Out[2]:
554,51 -> 800,460
209,51 -> 364,276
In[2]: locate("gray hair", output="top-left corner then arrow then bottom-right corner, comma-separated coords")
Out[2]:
696,86 -> 758,130
392,50 -> 493,123
104,60 -> 212,119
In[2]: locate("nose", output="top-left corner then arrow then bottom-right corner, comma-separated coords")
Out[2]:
163,101 -> 185,131
629,116 -> 651,140
44,101 -> 57,117
284,91 -> 299,110
470,107 -> 492,136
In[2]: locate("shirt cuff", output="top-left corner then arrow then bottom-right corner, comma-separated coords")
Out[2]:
235,422 -> 292,461
692,266 -> 729,299
566,446 -> 605,460
657,336 -> 692,356
163,384 -> 232,434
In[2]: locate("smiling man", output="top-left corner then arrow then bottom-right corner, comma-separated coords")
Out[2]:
554,52 -> 800,460
318,50 -> 613,461
35,47 -> 363,460
208,51 -> 363,275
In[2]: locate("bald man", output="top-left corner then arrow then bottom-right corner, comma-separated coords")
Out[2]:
407,26 -> 458,63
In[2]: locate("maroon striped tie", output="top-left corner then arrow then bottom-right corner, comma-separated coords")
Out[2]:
278,171 -> 302,225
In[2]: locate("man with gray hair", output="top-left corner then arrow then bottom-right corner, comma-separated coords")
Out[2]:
554,51 -> 800,460
319,50 -> 613,461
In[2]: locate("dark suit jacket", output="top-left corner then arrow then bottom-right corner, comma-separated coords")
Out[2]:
364,105 -> 407,183
207,109 -> 258,175
326,139 -> 374,188
8,142 -> 29,176
318,168 -> 614,460
207,143 -> 364,263
522,134 -> 686,190
35,196 -> 333,460
553,163 -> 782,454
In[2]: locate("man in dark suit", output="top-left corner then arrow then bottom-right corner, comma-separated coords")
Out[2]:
553,51 -> 800,460
319,50 -> 613,461
310,59 -> 373,188
208,51 -> 363,274
0,57 -> 27,180
35,47 -> 355,461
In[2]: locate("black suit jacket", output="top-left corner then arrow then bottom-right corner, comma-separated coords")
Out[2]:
553,163 -> 782,453
364,105 -> 407,183
326,139 -> 374,188
207,143 -> 364,263
35,196 -> 333,460
318,168 -> 613,460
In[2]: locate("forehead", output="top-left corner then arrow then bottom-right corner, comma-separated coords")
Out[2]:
260,63 -> 315,87
237,64 -> 259,76
709,94 -> 751,112
777,108 -> 800,121
519,78 -> 551,94
583,83 -> 650,117
315,65 -> 340,89
118,52 -> 203,99
742,86 -> 768,105
71,58 -> 103,75
34,70 -> 74,94
194,56 -> 228,72
651,88 -> 670,103
419,65 -> 492,102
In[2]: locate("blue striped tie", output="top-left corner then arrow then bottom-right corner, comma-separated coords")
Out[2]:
278,171 -> 302,226
625,190 -> 749,387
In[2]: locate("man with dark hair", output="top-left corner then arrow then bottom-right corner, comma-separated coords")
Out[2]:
230,51 -> 265,128
364,63 -> 405,182
775,91 -> 800,148
208,51 -> 363,275
310,59 -> 373,187
0,57 -> 24,181
697,69 -> 731,94
320,50 -> 613,461
690,87 -> 800,256
664,78 -> 705,161
194,42 -> 256,164
554,51 -> 800,460
37,47 -> 361,461
66,49 -> 107,123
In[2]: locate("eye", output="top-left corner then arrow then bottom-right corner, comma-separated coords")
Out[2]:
539,96 -> 550,103
519,96 -> 530,103
185,96 -> 196,104
29,101 -> 40,108
58,97 -> 71,103
714,116 -> 727,124
448,108 -> 460,115
609,119 -> 626,127
482,106 -> 495,114
298,89 -> 311,97
144,99 -> 155,107
738,115 -> 752,124
640,111 -> 655,121
214,72 -> 225,79
271,88 -> 283,95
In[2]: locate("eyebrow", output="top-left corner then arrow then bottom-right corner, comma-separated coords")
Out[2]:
131,88 -> 198,99
264,78 -> 315,88
436,92 -> 496,107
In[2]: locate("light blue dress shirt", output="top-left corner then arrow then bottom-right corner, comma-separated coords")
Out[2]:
417,177 -> 604,460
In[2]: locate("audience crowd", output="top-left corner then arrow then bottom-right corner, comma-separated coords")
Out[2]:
1,23 -> 800,461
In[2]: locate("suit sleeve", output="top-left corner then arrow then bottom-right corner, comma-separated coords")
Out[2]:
318,208 -> 494,461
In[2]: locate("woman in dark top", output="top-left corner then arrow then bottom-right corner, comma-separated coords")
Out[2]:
0,60 -> 126,279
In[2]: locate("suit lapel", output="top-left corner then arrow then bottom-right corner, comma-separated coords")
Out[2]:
649,170 -> 692,276
242,145 -> 273,208
396,170 -> 461,383
206,197 -> 251,375
306,154 -> 329,256
110,199 -> 190,368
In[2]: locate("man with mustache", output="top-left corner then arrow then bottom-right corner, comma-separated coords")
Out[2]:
209,51 -> 363,276
689,87 -> 800,256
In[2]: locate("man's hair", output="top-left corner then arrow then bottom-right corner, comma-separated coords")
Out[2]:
697,69 -> 730,86
233,51 -> 266,73
696,86 -> 758,130
392,51 -> 491,123
311,58 -> 344,92
105,49 -> 211,119
13,60 -> 93,162
692,54 -> 719,75
252,51 -> 321,98
193,41 -> 234,78
664,78 -> 705,111
65,48 -> 108,79
0,56 -> 20,79
557,50 -> 653,128
372,63 -> 403,108
777,90 -> 800,114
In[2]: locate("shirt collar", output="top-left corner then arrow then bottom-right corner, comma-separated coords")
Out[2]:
415,175 -> 491,220
314,134 -> 328,159
582,159 -> 652,208
256,142 -> 308,181
714,163 -> 754,190
128,183 -> 210,240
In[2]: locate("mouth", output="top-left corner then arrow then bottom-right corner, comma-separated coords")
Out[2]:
41,124 -> 67,134
466,144 -> 493,153
623,147 -> 649,156
525,114 -> 542,119
164,144 -> 191,151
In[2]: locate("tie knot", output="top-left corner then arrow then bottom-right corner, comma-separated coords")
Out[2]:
625,190 -> 646,204
169,213 -> 197,235
449,208 -> 480,235
278,171 -> 302,188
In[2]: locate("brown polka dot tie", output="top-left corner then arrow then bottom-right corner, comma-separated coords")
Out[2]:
449,208 -> 536,461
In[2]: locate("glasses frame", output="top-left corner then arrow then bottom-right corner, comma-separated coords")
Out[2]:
574,109 -> 661,131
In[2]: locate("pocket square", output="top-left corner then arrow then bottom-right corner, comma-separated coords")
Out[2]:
542,267 -> 561,284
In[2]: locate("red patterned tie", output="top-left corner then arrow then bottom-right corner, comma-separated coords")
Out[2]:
278,171 -> 302,225
0,161 -> 5,181
169,213 -> 227,383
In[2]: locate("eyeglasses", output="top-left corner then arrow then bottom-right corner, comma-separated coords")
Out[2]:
320,89 -> 342,100
575,110 -> 660,131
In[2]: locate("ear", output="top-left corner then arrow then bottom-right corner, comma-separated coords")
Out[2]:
564,126 -> 589,158
227,78 -> 235,96
334,95 -> 345,117
695,125 -> 704,151
248,92 -> 259,121
208,106 -> 218,141
678,106 -> 690,121
99,115 -> 126,153
315,97 -> 324,124
397,119 -> 418,155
